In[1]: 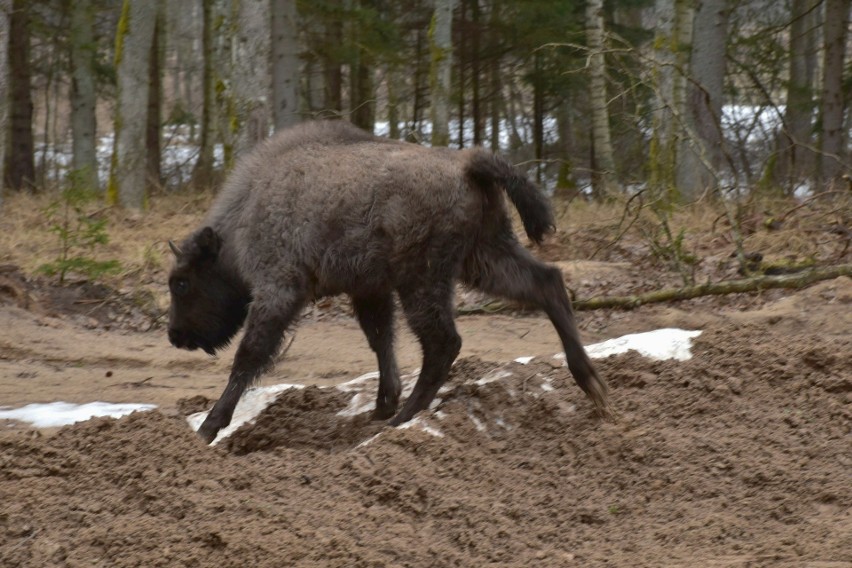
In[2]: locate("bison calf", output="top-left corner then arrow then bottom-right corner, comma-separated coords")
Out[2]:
168,120 -> 610,443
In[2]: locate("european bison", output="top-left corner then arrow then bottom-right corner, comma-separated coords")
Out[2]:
168,120 -> 610,443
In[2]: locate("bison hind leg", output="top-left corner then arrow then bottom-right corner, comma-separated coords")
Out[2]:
352,294 -> 402,420
463,238 -> 612,419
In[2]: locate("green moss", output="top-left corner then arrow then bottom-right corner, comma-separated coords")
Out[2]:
113,0 -> 130,69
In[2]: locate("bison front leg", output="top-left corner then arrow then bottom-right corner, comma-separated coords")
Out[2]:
389,281 -> 461,426
352,294 -> 401,420
198,297 -> 304,444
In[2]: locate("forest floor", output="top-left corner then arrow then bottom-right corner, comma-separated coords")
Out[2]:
0,191 -> 850,567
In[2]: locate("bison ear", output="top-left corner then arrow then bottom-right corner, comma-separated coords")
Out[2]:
194,227 -> 222,261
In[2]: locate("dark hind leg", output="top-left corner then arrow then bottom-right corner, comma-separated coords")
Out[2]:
352,294 -> 401,420
389,280 -> 461,426
463,238 -> 611,418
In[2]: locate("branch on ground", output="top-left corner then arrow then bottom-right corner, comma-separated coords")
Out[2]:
457,264 -> 852,314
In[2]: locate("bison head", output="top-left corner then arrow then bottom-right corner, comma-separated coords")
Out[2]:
167,227 -> 250,355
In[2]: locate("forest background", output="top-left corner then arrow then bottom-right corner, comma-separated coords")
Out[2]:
0,0 -> 849,291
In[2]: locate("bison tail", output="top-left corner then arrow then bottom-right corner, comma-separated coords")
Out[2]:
465,152 -> 555,244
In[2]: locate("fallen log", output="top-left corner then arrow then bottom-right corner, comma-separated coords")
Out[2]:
457,264 -> 852,314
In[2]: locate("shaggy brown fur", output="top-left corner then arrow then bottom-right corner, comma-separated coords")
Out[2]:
168,120 -> 610,443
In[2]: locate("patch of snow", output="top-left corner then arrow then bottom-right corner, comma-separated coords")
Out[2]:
514,356 -> 535,365
0,401 -> 156,428
336,392 -> 375,417
469,413 -> 487,432
187,383 -> 304,445
336,371 -> 380,392
398,417 -> 443,438
475,369 -> 513,386
554,328 -> 703,362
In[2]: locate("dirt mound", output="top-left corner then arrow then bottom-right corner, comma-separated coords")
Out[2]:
0,264 -> 159,331
1,324 -> 850,567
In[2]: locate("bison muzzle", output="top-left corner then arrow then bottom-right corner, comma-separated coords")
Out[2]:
168,120 -> 611,443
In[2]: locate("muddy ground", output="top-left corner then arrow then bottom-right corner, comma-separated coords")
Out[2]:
1,259 -> 850,567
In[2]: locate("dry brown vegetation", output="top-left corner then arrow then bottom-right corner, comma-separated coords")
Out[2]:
0,189 -> 849,330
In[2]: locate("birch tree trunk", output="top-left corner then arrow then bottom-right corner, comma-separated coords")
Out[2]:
69,0 -> 99,192
676,0 -> 729,201
233,0 -> 271,157
108,0 -> 157,209
0,0 -> 9,206
819,0 -> 850,184
429,0 -> 455,147
586,0 -> 618,198
271,0 -> 301,131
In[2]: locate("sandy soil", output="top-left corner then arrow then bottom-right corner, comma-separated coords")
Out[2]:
1,264 -> 850,567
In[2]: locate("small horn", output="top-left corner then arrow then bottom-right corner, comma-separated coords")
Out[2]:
168,240 -> 182,257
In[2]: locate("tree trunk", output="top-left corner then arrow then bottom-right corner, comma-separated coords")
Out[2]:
532,51 -> 544,184
819,0 -> 850,184
429,0 -> 455,147
586,0 -> 618,199
470,0 -> 482,146
0,0 -> 9,204
457,0 -> 466,148
649,0 -> 675,198
488,0 -> 501,152
410,27 -> 425,140
233,0 -> 271,157
271,0 -> 301,131
5,0 -> 35,193
323,7 -> 343,115
349,39 -> 374,132
189,0 -> 216,189
772,0 -> 819,193
386,66 -> 400,139
166,0 -> 201,141
553,96 -> 576,200
69,0 -> 99,192
648,0 -> 692,201
108,0 -> 157,208
146,9 -> 163,188
489,54 -> 501,152
676,0 -> 729,201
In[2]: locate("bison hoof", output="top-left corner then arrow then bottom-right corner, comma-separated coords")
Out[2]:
197,419 -> 221,444
387,411 -> 411,428
372,404 -> 397,421
372,390 -> 400,421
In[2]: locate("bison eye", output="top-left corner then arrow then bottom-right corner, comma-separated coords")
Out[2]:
171,278 -> 190,297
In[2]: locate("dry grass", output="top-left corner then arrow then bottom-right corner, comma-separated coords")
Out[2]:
1,191 -> 214,273
1,188 -> 848,298
559,192 -> 849,260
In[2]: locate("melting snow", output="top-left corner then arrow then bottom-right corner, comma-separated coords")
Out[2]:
558,328 -> 703,362
186,383 -> 304,445
0,401 -> 156,428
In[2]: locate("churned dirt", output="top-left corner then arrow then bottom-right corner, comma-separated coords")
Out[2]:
1,219 -> 851,566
